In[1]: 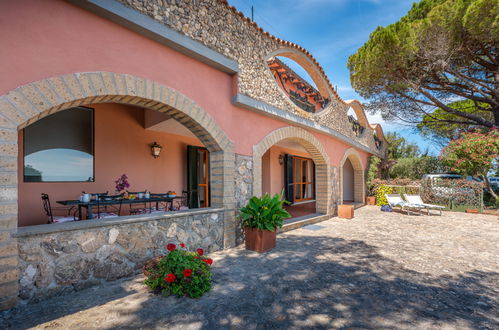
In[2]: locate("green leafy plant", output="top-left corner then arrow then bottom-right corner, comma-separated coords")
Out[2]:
143,243 -> 212,298
239,192 -> 291,231
441,129 -> 499,199
375,184 -> 393,206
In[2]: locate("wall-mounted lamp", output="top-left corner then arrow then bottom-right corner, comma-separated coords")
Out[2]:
278,154 -> 285,165
151,142 -> 163,158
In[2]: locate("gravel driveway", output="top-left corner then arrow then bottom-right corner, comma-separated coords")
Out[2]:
2,206 -> 498,329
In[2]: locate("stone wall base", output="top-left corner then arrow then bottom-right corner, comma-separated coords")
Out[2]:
15,209 -> 224,303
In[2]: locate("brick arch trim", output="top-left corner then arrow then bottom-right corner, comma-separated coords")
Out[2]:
252,126 -> 331,215
344,100 -> 370,129
339,148 -> 365,204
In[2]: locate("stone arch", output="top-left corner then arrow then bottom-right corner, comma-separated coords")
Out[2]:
252,126 -> 331,215
344,100 -> 369,128
339,148 -> 365,204
0,72 -> 237,306
263,47 -> 341,114
371,123 -> 386,141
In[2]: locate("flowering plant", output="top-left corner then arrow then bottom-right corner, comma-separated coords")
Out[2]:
143,243 -> 212,298
115,174 -> 130,193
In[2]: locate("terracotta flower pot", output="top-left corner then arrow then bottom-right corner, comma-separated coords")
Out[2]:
366,196 -> 376,205
244,227 -> 276,253
465,209 -> 479,214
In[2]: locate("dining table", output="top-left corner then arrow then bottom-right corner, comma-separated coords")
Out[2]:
57,195 -> 183,220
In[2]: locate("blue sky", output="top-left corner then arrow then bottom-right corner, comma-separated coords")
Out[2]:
228,0 -> 440,155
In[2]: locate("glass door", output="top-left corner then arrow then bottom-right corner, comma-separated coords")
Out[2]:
284,154 -> 315,203
293,156 -> 315,202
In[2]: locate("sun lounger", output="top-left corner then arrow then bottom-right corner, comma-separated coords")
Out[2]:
403,194 -> 445,216
385,194 -> 425,215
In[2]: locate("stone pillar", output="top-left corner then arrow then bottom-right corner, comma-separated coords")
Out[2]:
0,126 -> 19,310
234,154 -> 253,245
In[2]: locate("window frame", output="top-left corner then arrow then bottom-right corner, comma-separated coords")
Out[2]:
22,106 -> 96,183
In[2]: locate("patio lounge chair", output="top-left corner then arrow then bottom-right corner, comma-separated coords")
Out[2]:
403,194 -> 445,216
385,194 -> 425,215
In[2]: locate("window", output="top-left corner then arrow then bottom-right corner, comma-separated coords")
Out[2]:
23,107 -> 94,182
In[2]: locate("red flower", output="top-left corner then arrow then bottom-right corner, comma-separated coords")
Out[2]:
182,269 -> 193,277
166,243 -> 176,251
164,273 -> 176,283
194,256 -> 199,259
203,258 -> 213,265
180,243 -> 185,248
196,248 -> 204,256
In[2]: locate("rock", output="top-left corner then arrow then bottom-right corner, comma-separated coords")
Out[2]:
93,252 -> 134,281
54,255 -> 93,285
76,231 -> 105,253
20,264 -> 37,287
108,228 -> 119,244
166,222 -> 177,237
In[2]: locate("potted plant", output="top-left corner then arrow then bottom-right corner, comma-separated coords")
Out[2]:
239,192 -> 291,253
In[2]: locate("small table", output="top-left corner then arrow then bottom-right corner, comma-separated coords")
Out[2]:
57,196 -> 181,220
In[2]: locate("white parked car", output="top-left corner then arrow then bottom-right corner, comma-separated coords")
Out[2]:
421,174 -> 478,201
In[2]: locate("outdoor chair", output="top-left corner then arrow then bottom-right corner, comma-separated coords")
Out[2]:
92,193 -> 123,219
384,194 -> 425,215
175,190 -> 190,211
128,191 -> 148,215
403,194 -> 445,216
41,193 -> 78,224
149,193 -> 170,213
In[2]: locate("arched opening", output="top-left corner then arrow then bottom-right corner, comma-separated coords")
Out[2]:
261,139 -> 317,219
18,103 -> 214,226
342,158 -> 355,202
346,106 -> 366,137
265,48 -> 336,114
339,148 -> 365,205
253,127 -> 331,219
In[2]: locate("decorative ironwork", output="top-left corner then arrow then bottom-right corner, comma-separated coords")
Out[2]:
348,115 -> 365,136
268,58 -> 329,113
374,133 -> 383,149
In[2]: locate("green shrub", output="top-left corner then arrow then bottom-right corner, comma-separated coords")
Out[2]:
239,192 -> 291,231
376,184 -> 393,206
143,243 -> 212,298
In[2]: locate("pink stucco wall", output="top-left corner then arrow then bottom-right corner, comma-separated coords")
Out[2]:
3,0 -> 372,226
18,103 -> 203,226
0,0 -> 370,165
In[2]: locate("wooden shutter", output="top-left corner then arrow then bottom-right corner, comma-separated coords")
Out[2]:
187,146 -> 199,208
284,154 -> 294,204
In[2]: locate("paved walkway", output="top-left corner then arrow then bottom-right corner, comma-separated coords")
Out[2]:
2,206 -> 498,329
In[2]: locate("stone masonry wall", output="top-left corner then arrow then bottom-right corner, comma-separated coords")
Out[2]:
117,0 -> 385,154
234,154 -> 253,245
16,210 -> 224,303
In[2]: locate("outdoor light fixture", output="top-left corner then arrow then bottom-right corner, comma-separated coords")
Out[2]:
151,142 -> 163,158
278,154 -> 284,165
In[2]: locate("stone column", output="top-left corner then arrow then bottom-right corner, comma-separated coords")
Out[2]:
0,126 -> 19,310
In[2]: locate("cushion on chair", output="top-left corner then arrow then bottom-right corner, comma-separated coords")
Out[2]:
53,216 -> 76,223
